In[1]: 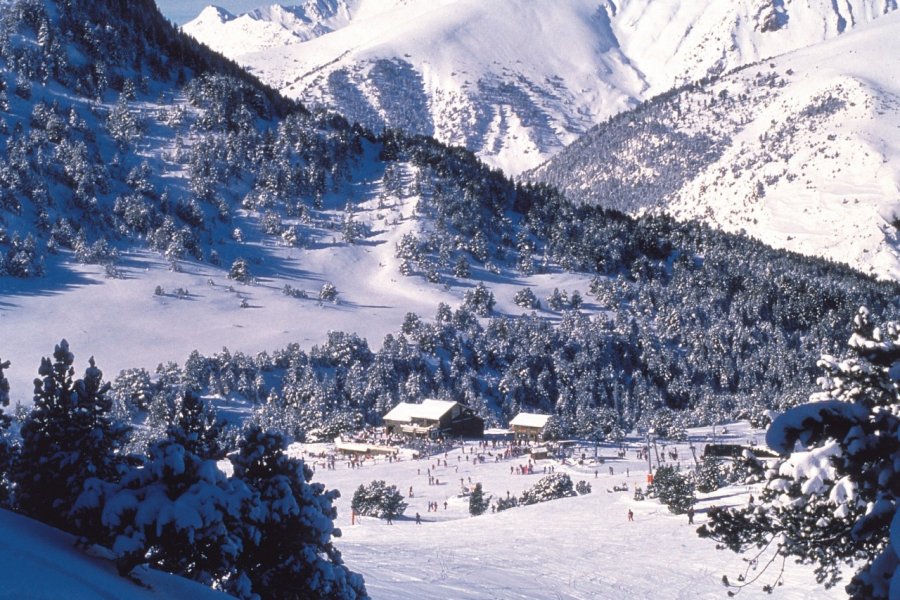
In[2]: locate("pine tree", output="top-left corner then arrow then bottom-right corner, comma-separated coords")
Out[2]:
453,255 -> 470,279
694,455 -> 729,493
14,341 -> 128,536
229,426 -> 368,600
0,357 -> 16,506
167,391 -> 226,460
698,308 -> 900,598
469,482 -> 489,516
351,480 -> 407,521
520,473 -> 576,505
101,394 -> 245,586
228,257 -> 253,284
647,465 -> 695,514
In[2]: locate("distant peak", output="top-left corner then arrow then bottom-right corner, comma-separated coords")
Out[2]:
194,5 -> 237,24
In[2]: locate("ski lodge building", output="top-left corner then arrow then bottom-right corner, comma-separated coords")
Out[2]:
382,399 -> 484,439
509,412 -> 551,441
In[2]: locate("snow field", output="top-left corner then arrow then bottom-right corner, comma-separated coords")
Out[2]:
0,172 -> 598,404
288,423 -> 845,599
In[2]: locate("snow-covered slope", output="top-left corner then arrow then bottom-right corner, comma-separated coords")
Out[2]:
530,9 -> 900,280
0,508 -> 229,599
184,0 -> 897,174
289,423 -> 843,599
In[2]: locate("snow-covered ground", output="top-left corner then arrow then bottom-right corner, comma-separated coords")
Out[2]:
286,422 -> 844,599
0,507 -> 229,599
664,10 -> 900,281
0,422 -> 841,599
0,186 -> 596,405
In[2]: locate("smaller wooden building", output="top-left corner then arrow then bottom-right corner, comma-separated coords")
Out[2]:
509,412 -> 551,441
334,437 -> 399,457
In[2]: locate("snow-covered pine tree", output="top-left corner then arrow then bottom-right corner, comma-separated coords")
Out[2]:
167,391 -> 227,460
228,257 -> 253,284
14,341 -> 128,536
469,482 -> 489,516
520,473 -> 576,505
229,426 -> 368,600
100,394 -> 247,586
0,357 -> 16,506
698,307 -> 900,598
513,287 -> 539,309
694,455 -> 729,494
648,465 -> 695,514
351,480 -> 407,520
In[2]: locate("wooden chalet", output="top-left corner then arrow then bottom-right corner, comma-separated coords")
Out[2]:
382,399 -> 484,438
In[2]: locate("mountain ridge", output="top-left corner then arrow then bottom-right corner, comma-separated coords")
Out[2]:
184,0 -> 898,175
528,9 -> 900,280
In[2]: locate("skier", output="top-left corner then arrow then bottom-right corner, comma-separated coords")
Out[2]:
415,512 -> 421,525
627,509 -> 634,522
687,506 -> 695,524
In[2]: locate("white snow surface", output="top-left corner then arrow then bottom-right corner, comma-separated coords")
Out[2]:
286,422 -> 844,599
0,507 -> 229,599
0,422 -> 843,599
184,0 -> 896,175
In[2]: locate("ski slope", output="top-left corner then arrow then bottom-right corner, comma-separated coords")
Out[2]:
0,422 -> 844,599
288,422 -> 844,599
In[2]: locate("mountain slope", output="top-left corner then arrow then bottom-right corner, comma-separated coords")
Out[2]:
1,0 -> 899,421
184,0 -> 897,174
529,9 -> 900,280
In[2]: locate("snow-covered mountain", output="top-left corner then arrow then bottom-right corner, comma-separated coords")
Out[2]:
529,9 -> 900,281
184,0 -> 898,174
185,1 -> 354,54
